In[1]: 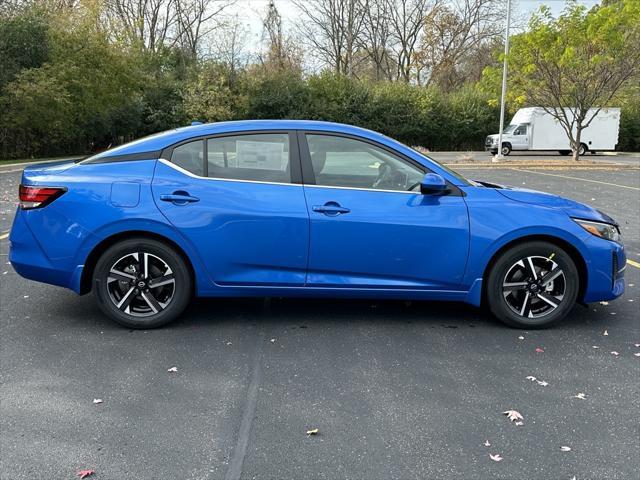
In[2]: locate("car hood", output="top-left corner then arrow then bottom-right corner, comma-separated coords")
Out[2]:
494,185 -> 617,225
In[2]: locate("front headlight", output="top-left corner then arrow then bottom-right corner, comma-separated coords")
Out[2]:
573,218 -> 622,243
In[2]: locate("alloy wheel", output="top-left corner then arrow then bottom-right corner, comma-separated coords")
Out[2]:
502,255 -> 566,319
106,252 -> 176,317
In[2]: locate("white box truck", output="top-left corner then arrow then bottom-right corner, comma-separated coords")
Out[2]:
485,107 -> 621,156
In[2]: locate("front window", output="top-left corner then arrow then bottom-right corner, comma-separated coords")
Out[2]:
514,125 -> 527,135
306,134 -> 424,192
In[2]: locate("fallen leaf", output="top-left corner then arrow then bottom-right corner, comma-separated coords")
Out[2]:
634,343 -> 640,348
537,380 -> 549,386
489,453 -> 503,462
167,367 -> 178,372
484,440 -> 491,447
573,393 -> 586,400
503,410 -> 523,422
599,301 -> 609,306
270,338 -> 276,343
518,336 -> 525,340
603,330 -> 609,336
634,353 -> 640,357
514,421 -> 524,426
77,470 -> 95,479
526,376 -> 537,381
610,312 -> 616,315
92,399 -> 103,405
306,428 -> 319,436
535,347 -> 544,353
611,351 -> 619,357
560,446 -> 572,452
592,345 -> 600,349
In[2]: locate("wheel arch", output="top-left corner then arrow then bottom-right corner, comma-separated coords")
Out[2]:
80,230 -> 196,295
480,234 -> 588,305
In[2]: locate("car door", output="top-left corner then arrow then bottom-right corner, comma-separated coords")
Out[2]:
299,132 -> 469,290
152,131 -> 309,286
512,124 -> 529,150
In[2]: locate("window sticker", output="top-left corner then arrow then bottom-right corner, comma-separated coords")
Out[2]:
236,141 -> 286,171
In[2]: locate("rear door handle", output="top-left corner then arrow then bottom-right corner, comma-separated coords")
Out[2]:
160,192 -> 200,204
312,202 -> 350,216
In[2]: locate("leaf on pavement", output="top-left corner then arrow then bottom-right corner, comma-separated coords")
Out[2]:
634,353 -> 640,357
526,376 -> 537,381
611,351 -> 620,357
92,399 -> 103,405
535,347 -> 544,353
489,453 -> 503,462
484,440 -> 491,447
167,367 -> 178,372
306,428 -> 319,436
573,393 -> 586,400
518,336 -> 525,340
503,410 -> 523,422
514,421 -> 524,426
77,470 -> 95,478
599,301 -> 609,306
603,330 -> 609,336
560,446 -> 572,452
537,380 -> 549,386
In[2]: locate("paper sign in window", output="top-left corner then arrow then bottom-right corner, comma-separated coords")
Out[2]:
236,141 -> 286,171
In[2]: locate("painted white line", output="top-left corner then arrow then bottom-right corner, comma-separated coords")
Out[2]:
0,232 -> 9,240
510,168 -> 640,190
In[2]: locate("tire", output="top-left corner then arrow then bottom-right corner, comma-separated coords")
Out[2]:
501,143 -> 512,156
486,241 -> 579,328
93,238 -> 192,328
578,143 -> 588,156
490,149 -> 498,155
558,150 -> 571,156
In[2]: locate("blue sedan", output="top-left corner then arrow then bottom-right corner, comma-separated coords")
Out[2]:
9,120 -> 625,328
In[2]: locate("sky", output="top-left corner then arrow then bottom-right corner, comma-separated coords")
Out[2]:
224,0 -> 603,55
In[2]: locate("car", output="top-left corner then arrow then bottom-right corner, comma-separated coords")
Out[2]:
9,120 -> 625,329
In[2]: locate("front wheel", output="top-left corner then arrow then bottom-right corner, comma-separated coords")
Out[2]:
93,238 -> 192,328
486,241 -> 579,328
501,143 -> 512,156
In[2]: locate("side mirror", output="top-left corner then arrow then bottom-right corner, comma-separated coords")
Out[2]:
420,173 -> 448,195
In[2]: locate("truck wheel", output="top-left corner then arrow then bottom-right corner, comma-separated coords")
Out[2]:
578,143 -> 588,156
558,150 -> 571,156
501,143 -> 512,156
490,149 -> 498,155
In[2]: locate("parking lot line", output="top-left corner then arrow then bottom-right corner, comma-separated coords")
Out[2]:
510,168 -> 640,190
628,259 -> 640,269
0,232 -> 9,240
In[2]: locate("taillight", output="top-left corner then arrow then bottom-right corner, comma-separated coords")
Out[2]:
19,185 -> 66,209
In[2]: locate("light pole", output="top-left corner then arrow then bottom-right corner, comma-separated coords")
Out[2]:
494,0 -> 512,162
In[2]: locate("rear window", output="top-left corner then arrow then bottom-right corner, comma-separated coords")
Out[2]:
207,133 -> 290,183
171,140 -> 204,176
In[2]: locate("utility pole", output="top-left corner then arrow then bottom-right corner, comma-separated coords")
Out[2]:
494,0 -> 512,162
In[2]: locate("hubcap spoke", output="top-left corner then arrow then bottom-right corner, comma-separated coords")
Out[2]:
526,256 -> 538,280
108,269 -> 135,283
503,281 -> 528,292
116,287 -> 136,311
149,274 -> 175,288
519,292 -> 531,317
536,292 -> 560,308
141,291 -> 162,314
540,267 -> 562,286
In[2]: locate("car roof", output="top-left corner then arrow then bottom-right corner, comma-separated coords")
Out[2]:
90,120 -> 395,159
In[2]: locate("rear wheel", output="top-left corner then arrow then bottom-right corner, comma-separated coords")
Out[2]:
486,241 -> 579,328
558,150 -> 571,156
578,143 -> 588,156
93,239 -> 192,328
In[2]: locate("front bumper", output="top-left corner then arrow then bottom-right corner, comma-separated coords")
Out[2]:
583,239 -> 625,302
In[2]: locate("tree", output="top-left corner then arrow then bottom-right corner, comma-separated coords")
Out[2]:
506,1 -> 640,160
292,0 -> 366,76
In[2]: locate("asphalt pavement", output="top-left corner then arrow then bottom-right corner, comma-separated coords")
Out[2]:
1,162 -> 639,480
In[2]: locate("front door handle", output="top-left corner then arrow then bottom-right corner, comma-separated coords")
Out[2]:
312,202 -> 350,216
160,191 -> 200,205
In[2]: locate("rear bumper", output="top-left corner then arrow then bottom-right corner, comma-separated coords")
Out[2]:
8,211 -> 79,292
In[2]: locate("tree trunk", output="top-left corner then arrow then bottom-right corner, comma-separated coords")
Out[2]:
572,127 -> 582,161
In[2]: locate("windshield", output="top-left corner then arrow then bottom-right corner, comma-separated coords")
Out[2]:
502,124 -> 517,134
410,148 -> 477,186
